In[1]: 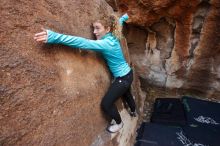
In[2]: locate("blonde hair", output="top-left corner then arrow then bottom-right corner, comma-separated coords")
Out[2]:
95,14 -> 123,39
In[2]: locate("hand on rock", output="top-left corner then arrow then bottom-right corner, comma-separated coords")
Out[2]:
34,28 -> 48,43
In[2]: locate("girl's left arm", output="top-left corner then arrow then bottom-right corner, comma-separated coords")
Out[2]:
119,13 -> 129,26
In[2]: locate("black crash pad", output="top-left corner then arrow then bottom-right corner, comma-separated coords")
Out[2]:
135,123 -> 185,146
150,98 -> 186,126
182,125 -> 220,146
182,96 -> 220,130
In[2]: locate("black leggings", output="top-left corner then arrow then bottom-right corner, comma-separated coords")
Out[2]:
101,70 -> 136,124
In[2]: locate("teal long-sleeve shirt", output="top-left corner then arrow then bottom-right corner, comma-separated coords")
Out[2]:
46,14 -> 130,77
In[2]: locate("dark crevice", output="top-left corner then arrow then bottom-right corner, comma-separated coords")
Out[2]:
149,17 -> 176,70
189,1 -> 211,58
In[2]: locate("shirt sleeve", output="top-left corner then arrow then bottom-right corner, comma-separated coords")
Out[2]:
46,30 -> 109,52
119,13 -> 129,26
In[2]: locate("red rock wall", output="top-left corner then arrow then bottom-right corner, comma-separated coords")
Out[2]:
110,0 -> 220,99
1,0 -> 141,146
2,0 -> 220,145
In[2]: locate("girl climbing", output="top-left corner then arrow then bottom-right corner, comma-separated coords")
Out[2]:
34,13 -> 137,133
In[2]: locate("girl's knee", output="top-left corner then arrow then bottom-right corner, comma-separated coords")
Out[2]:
101,100 -> 109,112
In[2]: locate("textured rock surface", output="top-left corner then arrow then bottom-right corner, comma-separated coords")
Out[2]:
111,0 -> 220,99
1,0 -> 220,145
0,0 -> 141,146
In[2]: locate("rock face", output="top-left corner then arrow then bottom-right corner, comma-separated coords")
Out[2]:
1,0 -> 220,145
110,0 -> 220,99
0,0 -> 141,146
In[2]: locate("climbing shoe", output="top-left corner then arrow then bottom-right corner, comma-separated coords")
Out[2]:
107,122 -> 124,133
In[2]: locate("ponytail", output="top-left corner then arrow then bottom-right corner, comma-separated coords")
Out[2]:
109,14 -> 123,39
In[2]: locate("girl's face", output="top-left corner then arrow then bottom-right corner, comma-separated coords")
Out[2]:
93,22 -> 110,40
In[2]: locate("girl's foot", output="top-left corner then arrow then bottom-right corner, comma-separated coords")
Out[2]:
107,122 -> 124,133
130,110 -> 137,117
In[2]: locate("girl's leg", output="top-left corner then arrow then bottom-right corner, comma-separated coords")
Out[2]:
101,78 -> 129,124
122,87 -> 136,112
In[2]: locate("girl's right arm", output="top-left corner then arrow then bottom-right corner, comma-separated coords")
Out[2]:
34,29 -> 109,52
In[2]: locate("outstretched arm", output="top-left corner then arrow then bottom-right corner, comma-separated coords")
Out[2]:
34,29 -> 109,52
